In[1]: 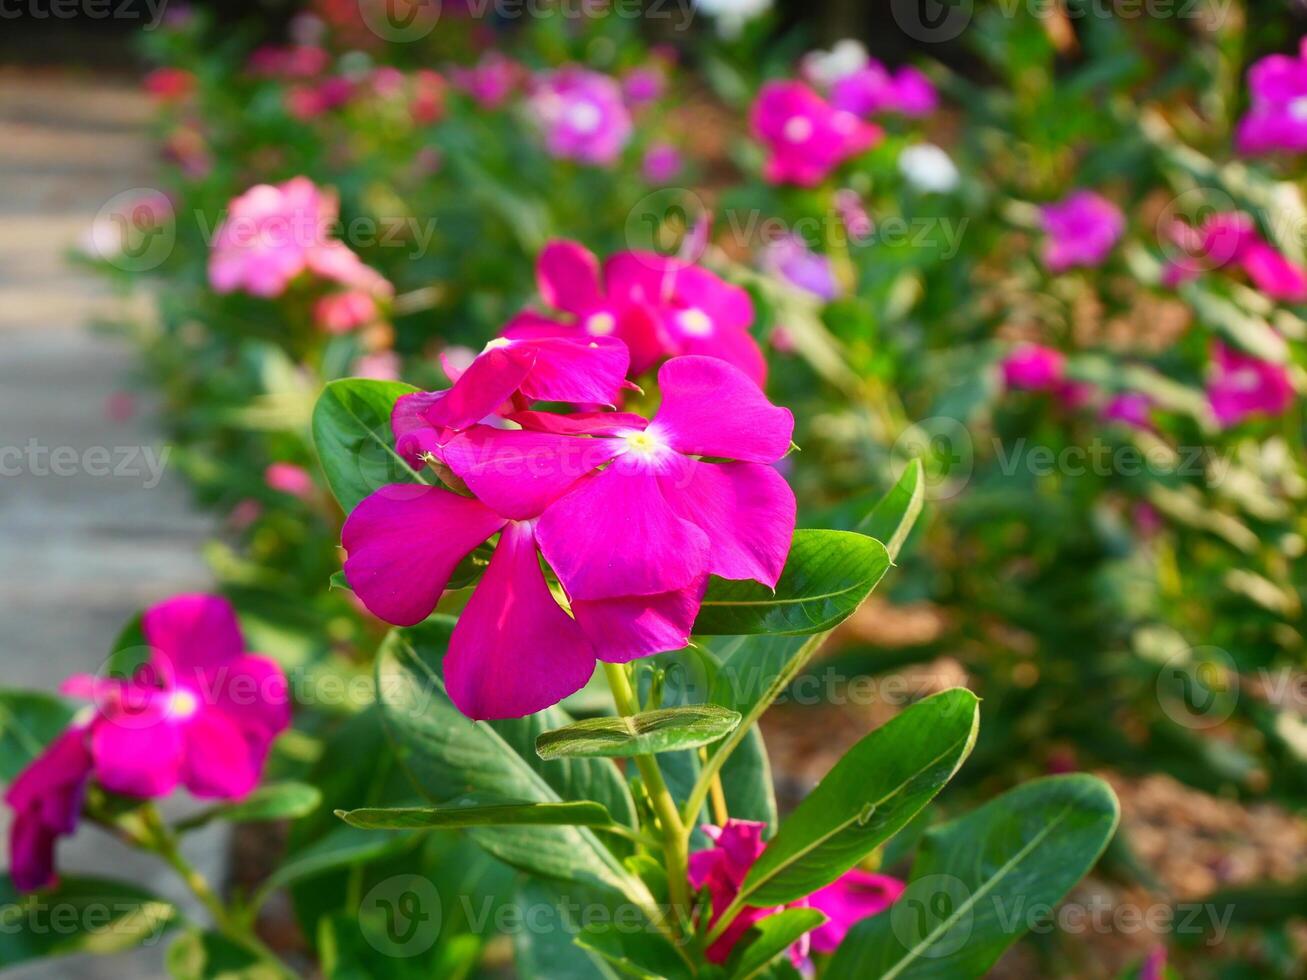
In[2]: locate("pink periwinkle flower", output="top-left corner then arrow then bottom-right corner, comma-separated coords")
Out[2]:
1040,191 -> 1125,273
1163,211 -> 1307,302
830,62 -> 938,118
342,354 -> 795,719
208,177 -> 391,299
751,81 -> 881,188
1101,392 -> 1152,430
760,234 -> 842,302
4,726 -> 94,891
265,462 -> 316,499
1207,341 -> 1295,427
643,143 -> 684,184
529,67 -> 633,166
1235,39 -> 1307,155
315,290 -> 380,334
623,65 -> 667,107
450,52 -> 522,109
1002,344 -> 1066,391
689,819 -> 903,965
506,240 -> 767,383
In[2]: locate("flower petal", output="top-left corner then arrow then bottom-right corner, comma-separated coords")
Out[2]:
652,356 -> 794,462
662,460 -> 795,588
342,485 -> 506,626
536,458 -> 710,600
807,869 -> 904,954
515,336 -> 631,407
538,240 -> 603,315
508,410 -> 649,436
442,426 -> 618,520
90,707 -> 185,798
445,523 -> 596,719
141,594 -> 245,677
424,345 -> 535,430
199,654 -> 292,746
573,577 -> 706,663
180,709 -> 264,799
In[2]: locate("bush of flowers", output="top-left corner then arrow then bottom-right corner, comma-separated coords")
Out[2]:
3,1 -> 1305,977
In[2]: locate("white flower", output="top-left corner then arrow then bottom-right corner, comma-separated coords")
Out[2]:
801,39 -> 869,87
898,143 -> 960,194
694,0 -> 773,38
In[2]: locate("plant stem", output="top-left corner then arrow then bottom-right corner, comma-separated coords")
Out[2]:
601,662 -> 693,936
140,807 -> 295,979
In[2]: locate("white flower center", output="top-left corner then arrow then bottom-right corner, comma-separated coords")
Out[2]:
166,689 -> 200,719
566,100 -> 603,134
585,311 -> 616,336
677,307 -> 714,337
783,115 -> 814,143
622,428 -> 668,458
1291,96 -> 1307,121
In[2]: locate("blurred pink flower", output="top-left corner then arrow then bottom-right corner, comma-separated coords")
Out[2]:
1207,341 -> 1294,427
315,290 -> 379,334
830,62 -> 938,118
1002,344 -> 1066,391
450,52 -> 522,108
1236,38 -> 1307,155
143,67 -> 195,103
642,143 -> 684,183
750,81 -> 880,187
353,351 -> 401,380
529,67 -> 633,166
1041,191 -> 1125,272
1163,211 -> 1307,301
1101,392 -> 1153,430
265,462 -> 315,500
5,726 -> 94,891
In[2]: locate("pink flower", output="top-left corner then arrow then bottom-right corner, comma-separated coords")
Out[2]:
689,820 -> 902,965
529,67 -> 633,166
643,143 -> 684,183
247,44 -> 328,79
1163,211 -> 1307,301
265,462 -> 315,499
751,81 -> 881,187
4,726 -> 94,891
623,64 -> 667,107
143,67 -> 195,103
353,351 -> 400,380
829,62 -> 938,118
506,240 -> 767,383
341,356 -> 794,719
61,595 -> 290,800
208,178 -> 391,299
450,52 -> 522,108
1101,392 -> 1152,430
760,234 -> 842,301
1235,39 -> 1307,155
315,290 -> 379,334
1207,341 -> 1294,427
1002,344 -> 1066,391
1041,191 -> 1125,272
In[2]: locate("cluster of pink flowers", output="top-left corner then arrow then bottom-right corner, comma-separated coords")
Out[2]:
1162,211 -> 1307,302
1001,344 -> 1143,421
1207,341 -> 1294,427
342,331 -> 795,719
505,240 -> 768,384
1040,190 -> 1125,273
451,52 -> 524,109
1235,38 -> 1307,155
5,596 -> 290,891
801,41 -> 937,120
208,177 -> 391,300
690,819 -> 903,966
529,67 -> 635,166
750,81 -> 881,187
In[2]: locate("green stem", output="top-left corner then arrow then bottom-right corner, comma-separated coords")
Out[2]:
140,807 -> 294,979
601,662 -> 693,936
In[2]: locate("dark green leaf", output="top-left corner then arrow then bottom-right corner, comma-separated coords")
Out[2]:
513,880 -> 623,980
260,825 -> 418,895
826,774 -> 1120,979
176,782 -> 321,832
726,908 -> 827,980
311,379 -> 425,511
573,916 -> 693,980
856,459 -> 925,562
166,929 -> 279,979
535,705 -> 741,760
337,800 -> 613,830
0,690 -> 74,782
740,689 -> 980,908
694,530 -> 890,635
0,876 -> 178,966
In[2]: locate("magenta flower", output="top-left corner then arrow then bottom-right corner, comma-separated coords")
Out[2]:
1040,191 -> 1125,273
760,234 -> 842,301
505,240 -> 767,383
208,177 -> 390,299
61,595 -> 290,800
689,819 -> 902,965
1207,341 -> 1295,427
1002,344 -> 1066,391
342,356 -> 794,719
750,81 -> 881,188
830,62 -> 938,118
1235,39 -> 1307,155
529,67 -> 633,166
265,462 -> 315,499
450,52 -> 522,109
4,726 -> 94,891
1101,392 -> 1152,430
1163,211 -> 1307,302
643,143 -> 684,183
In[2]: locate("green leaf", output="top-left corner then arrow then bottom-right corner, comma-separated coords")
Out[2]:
513,880 -> 623,980
0,690 -> 74,782
166,929 -> 279,979
259,824 -> 418,895
726,908 -> 827,980
337,800 -> 613,830
826,774 -> 1120,979
738,689 -> 980,908
694,530 -> 890,635
857,459 -> 925,562
573,917 -> 693,980
536,705 -> 741,760
176,782 -> 321,832
377,623 -> 650,906
311,378 -> 425,511
0,876 -> 178,966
